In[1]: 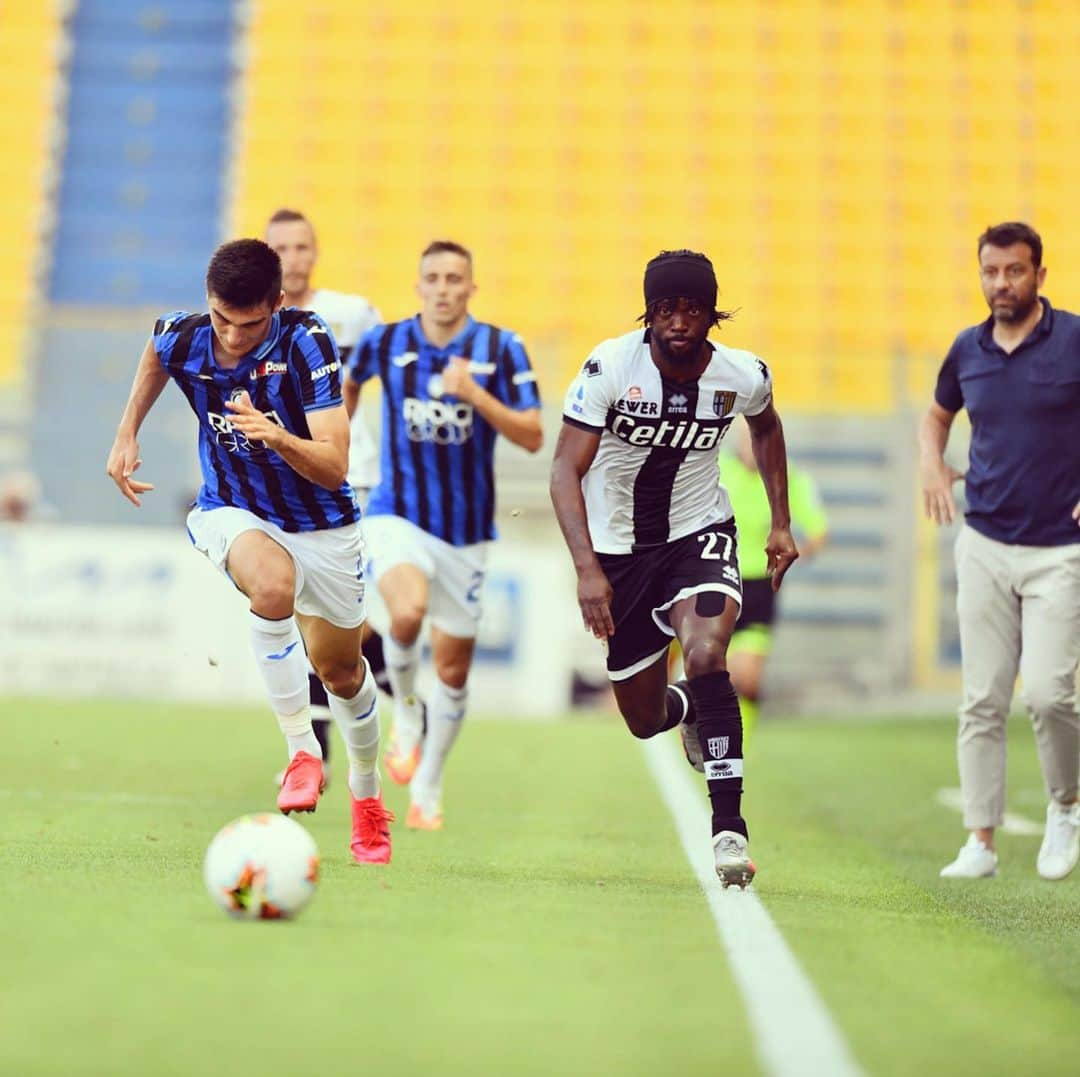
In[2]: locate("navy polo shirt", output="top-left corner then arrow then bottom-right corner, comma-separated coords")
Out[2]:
934,297 -> 1080,546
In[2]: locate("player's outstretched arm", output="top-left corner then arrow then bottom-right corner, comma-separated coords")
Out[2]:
106,337 -> 169,506
746,402 -> 799,591
550,423 -> 614,638
918,400 -> 964,525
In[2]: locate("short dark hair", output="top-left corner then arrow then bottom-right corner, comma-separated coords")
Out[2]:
639,249 -> 735,326
421,240 -> 472,268
206,238 -> 282,308
978,222 -> 1042,268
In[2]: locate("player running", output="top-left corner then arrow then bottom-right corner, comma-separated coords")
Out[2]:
549,250 -> 798,887
106,238 -> 393,864
265,208 -> 400,785
344,240 -> 542,830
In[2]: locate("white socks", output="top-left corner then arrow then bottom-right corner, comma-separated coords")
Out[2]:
249,611 -> 319,760
411,679 -> 467,814
328,661 -> 381,800
384,634 -> 421,703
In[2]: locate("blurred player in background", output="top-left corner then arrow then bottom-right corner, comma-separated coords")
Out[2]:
550,250 -> 798,888
921,221 -> 1080,882
0,469 -> 43,523
106,238 -> 393,864
716,421 -> 828,741
265,208 -> 394,785
344,240 -> 543,829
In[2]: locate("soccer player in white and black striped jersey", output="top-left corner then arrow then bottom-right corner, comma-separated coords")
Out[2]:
550,250 -> 799,888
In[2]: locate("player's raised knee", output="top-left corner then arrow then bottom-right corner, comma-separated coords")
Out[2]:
245,572 -> 295,619
315,659 -> 365,700
681,639 -> 728,679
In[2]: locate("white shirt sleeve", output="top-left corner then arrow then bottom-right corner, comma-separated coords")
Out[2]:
742,354 -> 773,417
562,347 -> 616,430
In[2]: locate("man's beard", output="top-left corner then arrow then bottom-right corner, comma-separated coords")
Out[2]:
655,335 -> 705,364
992,293 -> 1038,323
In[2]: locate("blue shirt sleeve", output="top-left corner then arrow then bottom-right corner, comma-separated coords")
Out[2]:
346,325 -> 382,387
152,310 -> 192,370
934,338 -> 964,413
495,330 -> 541,411
291,313 -> 344,412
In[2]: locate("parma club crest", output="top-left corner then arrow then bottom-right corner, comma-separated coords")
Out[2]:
707,735 -> 730,759
712,390 -> 737,417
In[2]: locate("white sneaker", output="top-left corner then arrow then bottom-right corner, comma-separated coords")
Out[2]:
1036,801 -> 1080,881
939,834 -> 998,878
713,830 -> 756,889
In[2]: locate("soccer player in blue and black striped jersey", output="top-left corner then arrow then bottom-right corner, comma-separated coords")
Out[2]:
106,238 -> 394,864
343,240 -> 543,830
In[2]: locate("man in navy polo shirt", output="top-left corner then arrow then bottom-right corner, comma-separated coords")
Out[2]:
920,221 -> 1080,881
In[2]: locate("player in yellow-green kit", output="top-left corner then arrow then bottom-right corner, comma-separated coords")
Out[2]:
719,422 -> 828,740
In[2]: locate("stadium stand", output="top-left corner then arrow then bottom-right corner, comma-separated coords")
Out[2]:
0,5 -> 65,393
47,0 -> 236,306
20,0 -> 1080,693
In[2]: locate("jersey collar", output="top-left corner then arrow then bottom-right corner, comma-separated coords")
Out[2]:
413,313 -> 476,354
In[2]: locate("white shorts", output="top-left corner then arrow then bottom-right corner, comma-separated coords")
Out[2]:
186,506 -> 367,629
363,513 -> 488,638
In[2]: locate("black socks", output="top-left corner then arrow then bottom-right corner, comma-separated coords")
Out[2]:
688,669 -> 747,839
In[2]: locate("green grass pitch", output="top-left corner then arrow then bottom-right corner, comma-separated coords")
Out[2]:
1,697 -> 1078,1076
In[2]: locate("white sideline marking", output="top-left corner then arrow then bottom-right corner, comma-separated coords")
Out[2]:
935,787 -> 1044,836
642,736 -> 864,1077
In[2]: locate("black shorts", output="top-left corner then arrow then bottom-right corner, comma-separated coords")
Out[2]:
738,576 -> 777,629
598,521 -> 742,681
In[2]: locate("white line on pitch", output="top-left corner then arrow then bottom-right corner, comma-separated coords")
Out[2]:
935,788 -> 1044,836
642,735 -> 864,1077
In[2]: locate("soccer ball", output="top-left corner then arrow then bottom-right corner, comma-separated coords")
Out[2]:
204,813 -> 319,921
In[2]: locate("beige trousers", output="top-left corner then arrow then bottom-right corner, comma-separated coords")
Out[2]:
954,525 -> 1080,828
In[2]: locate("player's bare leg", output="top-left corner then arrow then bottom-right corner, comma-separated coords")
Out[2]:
379,563 -> 430,785
302,614 -> 393,863
611,653 -> 703,770
227,531 -> 324,814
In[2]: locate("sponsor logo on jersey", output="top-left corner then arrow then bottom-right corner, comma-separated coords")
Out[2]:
628,385 -> 642,400
393,351 -> 419,368
708,736 -> 729,759
207,407 -> 285,455
668,392 -> 689,414
403,397 -> 474,444
310,360 -> 340,379
614,398 -> 659,415
250,360 -> 288,380
584,357 -> 602,377
607,412 -> 731,450
712,390 -> 737,416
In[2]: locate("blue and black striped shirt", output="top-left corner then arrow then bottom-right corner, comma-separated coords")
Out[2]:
154,308 -> 360,532
348,315 -> 540,546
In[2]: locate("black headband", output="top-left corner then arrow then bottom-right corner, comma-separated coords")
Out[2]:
643,254 -> 717,310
